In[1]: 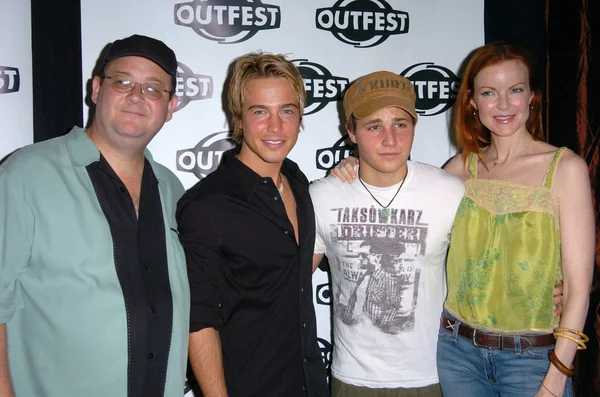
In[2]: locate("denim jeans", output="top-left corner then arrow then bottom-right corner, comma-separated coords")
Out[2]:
436,312 -> 573,397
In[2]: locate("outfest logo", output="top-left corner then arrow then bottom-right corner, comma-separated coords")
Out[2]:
315,283 -> 331,306
318,338 -> 333,371
315,0 -> 409,48
401,63 -> 460,116
175,62 -> 213,112
293,59 -> 349,115
174,0 -> 281,44
0,66 -> 19,94
176,131 -> 235,180
315,136 -> 354,171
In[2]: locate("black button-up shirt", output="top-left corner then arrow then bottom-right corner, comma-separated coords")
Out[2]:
177,149 -> 329,397
87,157 -> 173,397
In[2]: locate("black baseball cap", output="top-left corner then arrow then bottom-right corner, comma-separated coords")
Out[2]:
103,34 -> 177,86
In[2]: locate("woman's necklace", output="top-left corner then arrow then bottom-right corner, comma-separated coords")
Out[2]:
488,137 -> 534,168
358,166 -> 408,218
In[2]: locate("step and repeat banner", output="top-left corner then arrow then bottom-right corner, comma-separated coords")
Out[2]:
81,1 -> 483,394
0,1 -> 33,160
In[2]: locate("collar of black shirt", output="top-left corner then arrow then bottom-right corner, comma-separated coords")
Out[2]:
220,147 -> 308,202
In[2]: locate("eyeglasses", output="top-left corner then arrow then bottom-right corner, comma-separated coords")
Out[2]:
102,73 -> 172,100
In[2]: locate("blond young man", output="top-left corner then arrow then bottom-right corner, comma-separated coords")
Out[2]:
177,53 -> 329,397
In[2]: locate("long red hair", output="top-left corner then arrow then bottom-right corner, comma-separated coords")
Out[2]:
454,42 -> 544,159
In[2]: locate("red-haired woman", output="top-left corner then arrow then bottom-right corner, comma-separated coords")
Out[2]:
437,42 -> 594,397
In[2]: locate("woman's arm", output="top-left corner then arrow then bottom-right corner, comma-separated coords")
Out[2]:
442,153 -> 470,181
329,156 -> 359,182
538,151 -> 595,396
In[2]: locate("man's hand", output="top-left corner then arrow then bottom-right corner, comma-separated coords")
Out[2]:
330,156 -> 359,182
0,324 -> 15,397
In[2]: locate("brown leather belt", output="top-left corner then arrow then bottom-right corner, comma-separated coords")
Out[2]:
441,313 -> 555,351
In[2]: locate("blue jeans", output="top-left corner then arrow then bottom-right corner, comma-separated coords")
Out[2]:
436,312 -> 573,397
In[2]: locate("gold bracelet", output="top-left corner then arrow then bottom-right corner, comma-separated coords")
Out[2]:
541,382 -> 559,397
554,331 -> 588,350
554,328 -> 589,343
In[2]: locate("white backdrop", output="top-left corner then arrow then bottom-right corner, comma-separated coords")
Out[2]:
81,1 -> 484,394
0,0 -> 33,159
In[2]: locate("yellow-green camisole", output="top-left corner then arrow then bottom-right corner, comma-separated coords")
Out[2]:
444,148 -> 566,333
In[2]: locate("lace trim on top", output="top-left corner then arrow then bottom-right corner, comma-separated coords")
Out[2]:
464,180 -> 559,227
465,148 -> 566,227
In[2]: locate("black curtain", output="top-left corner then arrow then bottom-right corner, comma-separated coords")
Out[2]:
485,1 -> 600,395
31,0 -> 82,143
484,0 -> 546,102
546,1 -> 600,396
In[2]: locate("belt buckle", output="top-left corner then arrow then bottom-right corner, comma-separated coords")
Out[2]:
472,328 -> 480,347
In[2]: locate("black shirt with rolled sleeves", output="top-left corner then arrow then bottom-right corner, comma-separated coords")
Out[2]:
176,149 -> 329,397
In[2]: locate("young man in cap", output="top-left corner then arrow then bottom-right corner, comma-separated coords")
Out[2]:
310,71 -> 465,396
176,52 -> 329,397
0,35 -> 189,397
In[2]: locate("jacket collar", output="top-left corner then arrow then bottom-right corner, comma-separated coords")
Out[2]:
65,126 -> 164,182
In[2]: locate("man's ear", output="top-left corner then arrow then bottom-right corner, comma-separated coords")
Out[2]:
165,94 -> 179,122
91,76 -> 102,105
347,125 -> 357,144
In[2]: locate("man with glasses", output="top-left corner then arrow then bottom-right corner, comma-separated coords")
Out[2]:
0,35 -> 189,397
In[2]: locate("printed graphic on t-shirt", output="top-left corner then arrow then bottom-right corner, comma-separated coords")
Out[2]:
330,206 -> 428,334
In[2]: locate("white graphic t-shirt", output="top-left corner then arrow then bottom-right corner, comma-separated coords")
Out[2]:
311,161 -> 464,388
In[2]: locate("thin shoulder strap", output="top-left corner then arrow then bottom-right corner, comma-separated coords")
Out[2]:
468,152 -> 478,179
543,147 -> 567,188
